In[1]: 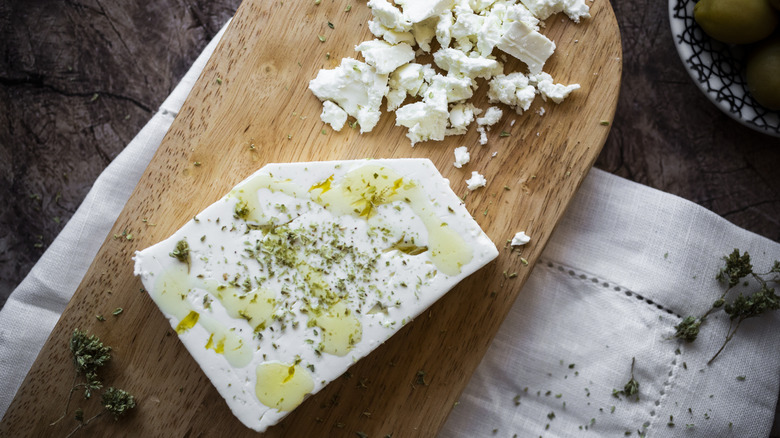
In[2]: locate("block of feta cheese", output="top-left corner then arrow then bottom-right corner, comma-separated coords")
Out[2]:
134,159 -> 498,432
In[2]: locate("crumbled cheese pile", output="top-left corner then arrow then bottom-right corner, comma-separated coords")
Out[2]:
309,0 -> 588,146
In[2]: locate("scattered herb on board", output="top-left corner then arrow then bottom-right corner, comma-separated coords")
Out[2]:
673,249 -> 779,364
169,239 -> 191,272
51,330 -> 136,436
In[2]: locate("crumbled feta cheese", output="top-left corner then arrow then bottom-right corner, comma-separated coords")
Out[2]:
368,0 -> 412,31
436,10 -> 455,48
511,231 -> 531,246
519,0 -> 563,20
562,0 -> 591,22
368,19 -> 416,45
355,40 -> 415,74
320,101 -> 348,131
487,73 -> 536,114
466,171 -> 487,190
395,83 -> 449,145
477,106 -> 503,126
430,74 -> 474,103
309,58 -> 389,133
434,48 -> 503,80
447,103 -> 481,134
531,72 -> 580,103
396,0 -> 454,23
505,2 -> 541,28
309,0 -> 589,145
476,12 -> 502,56
386,63 -> 427,111
477,127 -> 488,145
451,8 -> 485,42
520,0 -> 590,22
412,17 -> 438,52
536,106 -> 545,116
475,106 -> 502,145
496,20 -> 555,75
470,0 -> 499,12
453,146 -> 470,168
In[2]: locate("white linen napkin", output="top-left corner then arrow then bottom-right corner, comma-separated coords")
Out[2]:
1,21 -> 778,437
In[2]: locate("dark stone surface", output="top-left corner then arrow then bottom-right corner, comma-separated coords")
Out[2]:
1,0 -> 779,311
0,0 -> 241,305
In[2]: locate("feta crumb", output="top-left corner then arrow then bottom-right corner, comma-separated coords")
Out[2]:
491,151 -> 498,157
477,106 -> 503,126
396,0 -> 453,23
487,73 -> 536,114
496,20 -> 555,75
453,146 -> 470,168
466,171 -> 487,190
477,126 -> 488,145
320,101 -> 348,131
511,231 -> 531,246
434,48 -> 503,80
537,107 -> 545,116
436,10 -> 454,48
430,74 -> 475,103
470,0 -> 499,12
395,83 -> 449,145
451,7 -> 485,43
368,0 -> 412,31
412,16 -> 438,52
531,72 -> 580,103
309,58 -> 389,133
447,103 -> 481,135
368,20 -> 416,45
355,40 -> 415,75
386,63 -> 426,111
520,0 -> 590,22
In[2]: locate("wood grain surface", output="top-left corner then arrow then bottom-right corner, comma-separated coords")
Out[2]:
1,0 -> 621,436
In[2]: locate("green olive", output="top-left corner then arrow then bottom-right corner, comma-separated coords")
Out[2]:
694,0 -> 778,44
746,37 -> 780,110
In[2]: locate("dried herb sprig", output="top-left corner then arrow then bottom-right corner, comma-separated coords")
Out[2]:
169,239 -> 191,272
65,388 -> 136,438
673,249 -> 779,364
52,329 -> 136,435
612,357 -> 639,401
51,330 -> 112,425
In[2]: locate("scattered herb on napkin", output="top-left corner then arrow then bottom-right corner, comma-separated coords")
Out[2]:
673,249 -> 780,364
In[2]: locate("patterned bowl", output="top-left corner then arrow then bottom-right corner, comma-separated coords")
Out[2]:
669,0 -> 780,138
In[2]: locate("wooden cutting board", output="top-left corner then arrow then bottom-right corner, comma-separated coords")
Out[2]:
1,0 -> 621,436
